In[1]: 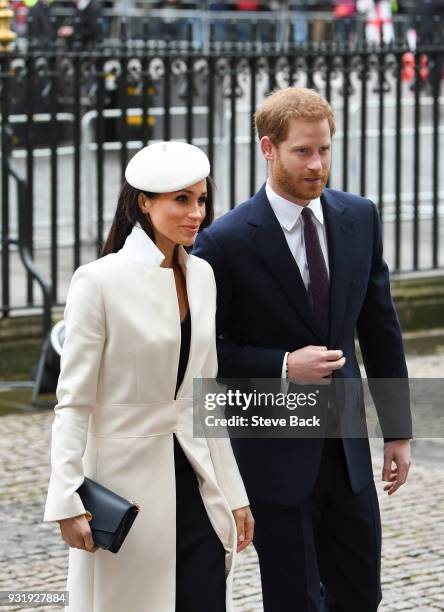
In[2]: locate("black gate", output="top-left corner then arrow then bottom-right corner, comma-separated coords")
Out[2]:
1,22 -> 443,315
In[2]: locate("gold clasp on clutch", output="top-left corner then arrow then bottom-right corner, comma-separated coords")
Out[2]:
84,510 -> 93,522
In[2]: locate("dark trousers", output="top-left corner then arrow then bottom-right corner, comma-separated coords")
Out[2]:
252,439 -> 382,612
174,435 -> 226,612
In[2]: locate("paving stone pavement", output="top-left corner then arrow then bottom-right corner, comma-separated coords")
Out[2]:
0,353 -> 443,612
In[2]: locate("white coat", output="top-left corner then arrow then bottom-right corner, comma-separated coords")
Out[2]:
43,224 -> 249,612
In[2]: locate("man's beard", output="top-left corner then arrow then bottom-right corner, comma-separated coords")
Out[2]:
273,156 -> 329,202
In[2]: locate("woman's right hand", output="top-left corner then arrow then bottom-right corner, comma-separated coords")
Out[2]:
58,514 -> 99,553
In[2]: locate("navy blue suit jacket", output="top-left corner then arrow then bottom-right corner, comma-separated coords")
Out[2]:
194,185 -> 412,505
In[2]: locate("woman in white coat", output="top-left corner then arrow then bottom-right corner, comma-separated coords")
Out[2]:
43,141 -> 254,612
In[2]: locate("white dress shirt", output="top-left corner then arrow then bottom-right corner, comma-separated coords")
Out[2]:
265,180 -> 330,380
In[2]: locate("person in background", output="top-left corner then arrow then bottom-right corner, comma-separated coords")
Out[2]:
235,0 -> 259,41
311,2 -> 330,43
412,0 -> 444,48
25,0 -> 54,43
11,0 -> 28,35
357,0 -> 394,46
209,1 -> 230,42
236,0 -> 259,8
289,1 -> 308,45
236,0 -> 274,43
411,0 -> 444,92
57,0 -> 103,47
155,0 -> 198,42
333,0 -> 356,43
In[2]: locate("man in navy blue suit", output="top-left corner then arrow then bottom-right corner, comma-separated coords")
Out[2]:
194,87 -> 412,611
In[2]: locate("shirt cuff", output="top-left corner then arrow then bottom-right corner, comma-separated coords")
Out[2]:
281,352 -> 289,380
281,352 -> 289,394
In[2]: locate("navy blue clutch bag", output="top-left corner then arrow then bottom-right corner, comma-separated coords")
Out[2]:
77,477 -> 140,553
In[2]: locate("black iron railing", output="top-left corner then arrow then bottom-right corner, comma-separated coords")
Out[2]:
1,28 -> 443,316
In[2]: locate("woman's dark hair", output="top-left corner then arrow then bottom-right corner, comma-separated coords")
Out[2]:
101,176 -> 215,257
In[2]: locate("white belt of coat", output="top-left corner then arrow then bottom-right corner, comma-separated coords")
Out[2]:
88,399 -> 195,438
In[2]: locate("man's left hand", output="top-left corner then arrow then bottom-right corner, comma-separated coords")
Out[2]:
382,440 -> 412,495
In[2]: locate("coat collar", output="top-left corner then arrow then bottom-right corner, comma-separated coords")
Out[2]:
118,222 -> 189,270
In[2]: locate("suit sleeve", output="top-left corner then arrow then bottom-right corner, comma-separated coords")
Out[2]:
194,229 -> 286,378
202,269 -> 249,511
43,265 -> 105,522
356,202 -> 412,441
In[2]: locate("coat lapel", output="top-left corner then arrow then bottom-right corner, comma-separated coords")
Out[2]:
175,249 -> 201,399
119,226 -> 198,400
248,186 -> 323,342
321,190 -> 354,348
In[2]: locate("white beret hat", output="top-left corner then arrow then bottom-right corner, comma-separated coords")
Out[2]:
125,141 -> 210,193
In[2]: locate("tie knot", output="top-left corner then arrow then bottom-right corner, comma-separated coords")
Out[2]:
301,207 -> 314,221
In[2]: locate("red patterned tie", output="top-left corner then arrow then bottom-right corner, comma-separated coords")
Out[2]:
301,207 -> 330,342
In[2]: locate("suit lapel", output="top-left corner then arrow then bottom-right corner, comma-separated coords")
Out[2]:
248,186 -> 323,342
321,190 -> 354,347
175,252 -> 207,399
176,248 -> 199,399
